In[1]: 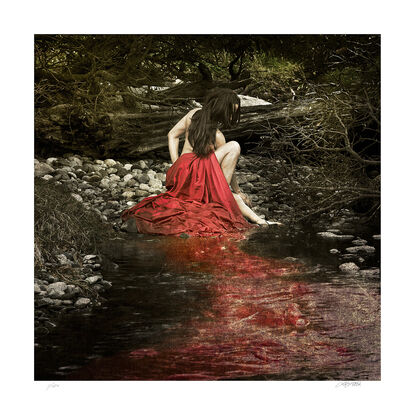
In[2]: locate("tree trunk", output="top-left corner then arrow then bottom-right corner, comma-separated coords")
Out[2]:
35,99 -> 322,159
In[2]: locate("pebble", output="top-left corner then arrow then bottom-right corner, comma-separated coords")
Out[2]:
345,245 -> 376,254
372,234 -> 381,240
75,298 -> 91,308
329,249 -> 340,254
71,193 -> 83,202
339,262 -> 360,273
85,275 -> 102,285
351,238 -> 367,246
317,232 -> 354,240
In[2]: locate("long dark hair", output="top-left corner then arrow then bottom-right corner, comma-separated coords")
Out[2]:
188,88 -> 241,157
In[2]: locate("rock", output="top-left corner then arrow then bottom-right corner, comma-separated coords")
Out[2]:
71,193 -> 83,203
351,238 -> 368,246
38,297 -> 55,306
99,178 -> 110,189
63,285 -> 81,299
56,254 -> 72,266
372,234 -> 381,240
74,298 -> 91,308
109,174 -> 121,182
345,245 -> 376,254
359,268 -> 380,277
139,183 -> 150,191
124,163 -> 133,171
41,175 -> 54,181
138,160 -> 148,169
149,178 -> 162,188
83,254 -> 97,261
123,173 -> 134,182
46,157 -> 58,166
135,189 -> 149,197
85,275 -> 102,285
122,191 -> 135,199
326,229 -> 341,234
35,162 -> 55,177
138,173 -> 150,184
317,232 -> 354,240
34,283 -> 41,294
47,281 -> 68,292
104,159 -> 117,167
47,288 -> 66,299
339,262 -> 360,273
329,249 -> 340,254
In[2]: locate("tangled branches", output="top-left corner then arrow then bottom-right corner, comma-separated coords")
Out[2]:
253,82 -> 380,223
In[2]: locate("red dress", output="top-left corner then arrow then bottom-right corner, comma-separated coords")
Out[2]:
121,151 -> 255,237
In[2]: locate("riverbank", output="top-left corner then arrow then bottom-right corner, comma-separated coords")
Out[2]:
34,153 -> 380,338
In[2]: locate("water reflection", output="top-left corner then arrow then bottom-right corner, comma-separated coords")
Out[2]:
60,231 -> 379,380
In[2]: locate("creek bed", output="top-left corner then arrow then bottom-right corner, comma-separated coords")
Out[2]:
35,223 -> 380,380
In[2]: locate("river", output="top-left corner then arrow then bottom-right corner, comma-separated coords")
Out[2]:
35,223 -> 380,380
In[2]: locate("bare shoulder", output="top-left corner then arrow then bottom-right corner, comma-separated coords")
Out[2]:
184,108 -> 201,127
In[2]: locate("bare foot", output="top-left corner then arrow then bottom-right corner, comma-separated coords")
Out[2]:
255,219 -> 284,227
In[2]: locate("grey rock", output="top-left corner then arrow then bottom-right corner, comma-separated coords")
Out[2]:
48,289 -> 66,299
138,160 -> 148,169
104,159 -> 117,167
351,238 -> 368,246
74,298 -> 91,308
372,234 -> 381,240
345,245 -> 376,254
56,254 -> 72,266
123,173 -> 134,182
317,232 -> 354,240
99,178 -> 110,189
42,174 -> 54,181
85,275 -> 102,285
109,174 -> 121,182
122,190 -> 135,199
339,262 -> 360,273
35,162 -> 55,177
149,178 -> 162,188
71,193 -> 83,203
138,174 -> 150,184
47,281 -> 68,292
359,268 -> 380,277
34,283 -> 41,294
63,285 -> 81,299
329,249 -> 340,254
83,254 -> 97,261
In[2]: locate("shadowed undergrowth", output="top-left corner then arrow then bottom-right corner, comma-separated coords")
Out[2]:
34,178 -> 116,269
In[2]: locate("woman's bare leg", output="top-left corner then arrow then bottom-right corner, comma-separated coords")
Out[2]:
214,141 -> 240,184
233,193 -> 267,224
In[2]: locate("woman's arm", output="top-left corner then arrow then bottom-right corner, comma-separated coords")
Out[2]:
167,108 -> 199,163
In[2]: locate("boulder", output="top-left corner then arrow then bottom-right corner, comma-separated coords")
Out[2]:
339,262 -> 360,273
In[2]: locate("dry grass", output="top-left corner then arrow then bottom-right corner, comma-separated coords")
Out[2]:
34,178 -> 116,269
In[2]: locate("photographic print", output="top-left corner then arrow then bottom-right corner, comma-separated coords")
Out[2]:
34,34 -> 380,381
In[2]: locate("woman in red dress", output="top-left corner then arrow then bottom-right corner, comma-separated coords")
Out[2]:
121,88 -> 278,237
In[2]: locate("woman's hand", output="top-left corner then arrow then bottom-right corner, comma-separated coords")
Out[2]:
237,191 -> 252,207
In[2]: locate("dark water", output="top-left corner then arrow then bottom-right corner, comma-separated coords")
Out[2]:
35,224 -> 380,380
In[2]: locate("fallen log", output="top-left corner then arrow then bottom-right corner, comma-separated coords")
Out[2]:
35,99 -> 322,159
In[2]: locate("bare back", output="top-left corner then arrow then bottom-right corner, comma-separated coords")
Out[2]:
180,108 -> 220,156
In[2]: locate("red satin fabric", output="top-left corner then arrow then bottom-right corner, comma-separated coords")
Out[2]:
121,152 -> 255,237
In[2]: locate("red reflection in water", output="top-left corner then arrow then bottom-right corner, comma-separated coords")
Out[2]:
70,234 -> 357,380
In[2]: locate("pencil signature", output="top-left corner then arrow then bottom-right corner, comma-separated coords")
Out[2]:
46,382 -> 60,391
335,381 -> 361,388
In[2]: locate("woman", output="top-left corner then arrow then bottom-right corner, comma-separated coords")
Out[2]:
121,88 -> 277,237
